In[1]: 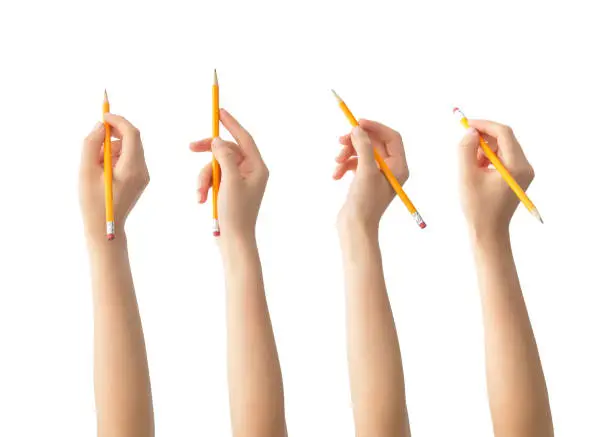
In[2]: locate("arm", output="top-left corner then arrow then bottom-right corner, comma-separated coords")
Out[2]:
334,122 -> 411,437
80,115 -> 154,437
191,109 -> 286,437
459,121 -> 553,437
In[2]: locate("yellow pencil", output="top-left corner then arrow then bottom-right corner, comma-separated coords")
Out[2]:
332,90 -> 426,229
453,108 -> 543,223
103,90 -> 115,240
212,69 -> 220,237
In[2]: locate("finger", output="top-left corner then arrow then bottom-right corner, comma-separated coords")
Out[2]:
358,119 -> 401,143
219,108 -> 261,158
98,140 -> 122,162
458,127 -> 481,171
467,119 -> 514,139
339,133 -> 352,146
469,119 -> 527,165
481,134 -> 499,153
81,122 -> 105,169
359,119 -> 403,158
350,127 -> 376,170
211,138 -> 241,178
103,113 -> 139,139
333,157 -> 358,180
190,138 -> 213,152
336,144 -> 356,163
104,113 -> 143,162
197,163 -> 213,203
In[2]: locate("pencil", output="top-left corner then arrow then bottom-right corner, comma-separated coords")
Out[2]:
103,90 -> 115,240
453,108 -> 543,223
332,90 -> 426,229
212,69 -> 220,237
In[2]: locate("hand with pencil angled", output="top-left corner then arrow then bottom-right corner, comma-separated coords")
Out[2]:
459,120 -> 553,436
335,119 -> 412,437
80,113 -> 149,241
335,120 -> 409,231
459,120 -> 535,237
191,108 -> 269,239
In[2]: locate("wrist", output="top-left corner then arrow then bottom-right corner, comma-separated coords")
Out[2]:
86,227 -> 127,252
219,230 -> 257,257
337,214 -> 379,240
470,226 -> 511,252
338,217 -> 379,248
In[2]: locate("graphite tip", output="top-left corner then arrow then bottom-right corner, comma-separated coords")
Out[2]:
331,89 -> 342,103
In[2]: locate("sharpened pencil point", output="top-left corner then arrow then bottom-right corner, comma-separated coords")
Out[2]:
331,89 -> 342,103
214,69 -> 218,85
530,208 -> 544,224
104,89 -> 108,102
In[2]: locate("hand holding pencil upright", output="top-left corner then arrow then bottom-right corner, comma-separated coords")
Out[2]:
79,107 -> 150,244
333,91 -> 426,229
191,108 -> 269,240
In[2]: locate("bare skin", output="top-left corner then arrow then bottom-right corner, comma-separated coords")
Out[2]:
80,115 -> 154,437
459,121 -> 554,437
190,109 -> 287,437
334,121 -> 411,437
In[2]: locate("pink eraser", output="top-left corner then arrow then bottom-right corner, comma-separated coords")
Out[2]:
213,231 -> 221,237
419,222 -> 427,229
107,234 -> 115,241
453,107 -> 460,113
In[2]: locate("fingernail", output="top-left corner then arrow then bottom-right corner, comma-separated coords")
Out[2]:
212,137 -> 222,147
93,121 -> 103,131
466,127 -> 478,136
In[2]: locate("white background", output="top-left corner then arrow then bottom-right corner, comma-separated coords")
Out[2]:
0,0 -> 611,436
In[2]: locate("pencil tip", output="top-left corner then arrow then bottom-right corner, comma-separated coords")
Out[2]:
104,89 -> 108,101
531,208 -> 544,224
214,69 -> 218,85
331,89 -> 342,102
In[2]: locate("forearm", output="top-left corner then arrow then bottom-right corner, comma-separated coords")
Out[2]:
221,235 -> 286,437
472,231 -> 552,437
339,224 -> 409,437
88,233 -> 154,437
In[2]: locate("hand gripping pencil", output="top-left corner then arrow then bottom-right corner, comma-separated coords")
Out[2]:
103,90 -> 115,240
332,90 -> 426,229
212,70 -> 221,237
453,108 -> 543,223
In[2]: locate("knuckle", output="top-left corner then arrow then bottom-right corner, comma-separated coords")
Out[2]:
500,125 -> 514,137
126,127 -> 141,139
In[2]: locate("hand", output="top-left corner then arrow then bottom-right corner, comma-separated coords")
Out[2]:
334,120 -> 408,231
190,109 -> 269,239
458,120 -> 535,237
79,114 -> 149,242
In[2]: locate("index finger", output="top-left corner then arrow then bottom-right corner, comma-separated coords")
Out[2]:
103,113 -> 141,140
468,119 -> 526,163
359,119 -> 401,143
359,119 -> 405,157
219,109 -> 261,158
468,119 -> 516,141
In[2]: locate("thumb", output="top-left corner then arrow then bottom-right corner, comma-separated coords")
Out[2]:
211,138 -> 240,177
458,127 -> 481,171
350,126 -> 376,170
81,122 -> 105,170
